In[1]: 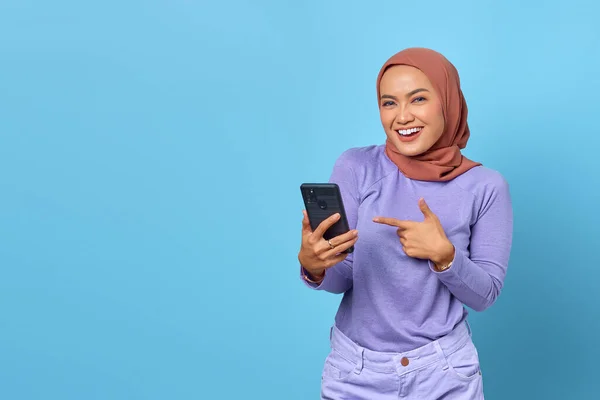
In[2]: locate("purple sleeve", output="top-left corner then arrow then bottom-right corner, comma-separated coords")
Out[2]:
429,177 -> 513,311
300,152 -> 359,294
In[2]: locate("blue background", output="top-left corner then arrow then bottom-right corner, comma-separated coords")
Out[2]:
1,0 -> 599,399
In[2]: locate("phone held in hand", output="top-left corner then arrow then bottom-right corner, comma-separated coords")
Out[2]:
300,183 -> 354,254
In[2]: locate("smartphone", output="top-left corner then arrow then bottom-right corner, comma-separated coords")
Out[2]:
300,183 -> 354,254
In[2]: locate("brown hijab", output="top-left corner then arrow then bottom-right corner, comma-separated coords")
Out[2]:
376,47 -> 481,181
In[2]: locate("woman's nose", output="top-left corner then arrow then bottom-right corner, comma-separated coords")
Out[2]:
395,107 -> 414,125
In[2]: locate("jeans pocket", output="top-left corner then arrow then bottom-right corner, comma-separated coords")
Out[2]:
322,349 -> 357,382
445,339 -> 482,381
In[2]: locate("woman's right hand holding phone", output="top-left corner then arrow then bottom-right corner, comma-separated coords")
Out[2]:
298,210 -> 358,282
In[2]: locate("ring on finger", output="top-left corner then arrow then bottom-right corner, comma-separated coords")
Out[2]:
327,239 -> 335,249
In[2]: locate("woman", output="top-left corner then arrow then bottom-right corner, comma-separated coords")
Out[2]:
298,47 -> 513,399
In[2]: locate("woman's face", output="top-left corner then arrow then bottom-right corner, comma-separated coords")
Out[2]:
379,65 -> 445,157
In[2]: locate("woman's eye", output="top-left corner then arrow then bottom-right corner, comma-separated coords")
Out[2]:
382,101 -> 395,106
412,97 -> 426,103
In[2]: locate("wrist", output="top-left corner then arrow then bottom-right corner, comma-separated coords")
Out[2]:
432,240 -> 455,268
303,267 -> 325,283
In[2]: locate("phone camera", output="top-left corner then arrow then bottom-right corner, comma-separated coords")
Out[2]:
308,189 -> 318,203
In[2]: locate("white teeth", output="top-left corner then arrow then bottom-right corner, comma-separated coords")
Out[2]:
398,127 -> 422,136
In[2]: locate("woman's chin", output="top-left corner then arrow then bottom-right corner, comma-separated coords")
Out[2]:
388,137 -> 428,157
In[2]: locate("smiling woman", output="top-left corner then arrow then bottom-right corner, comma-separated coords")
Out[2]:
297,47 -> 513,399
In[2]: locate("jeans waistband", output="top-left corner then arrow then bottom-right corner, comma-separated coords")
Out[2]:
329,321 -> 472,375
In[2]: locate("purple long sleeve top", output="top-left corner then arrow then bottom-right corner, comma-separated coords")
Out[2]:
302,145 -> 513,352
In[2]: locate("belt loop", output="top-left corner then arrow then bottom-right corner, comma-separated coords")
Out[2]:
434,341 -> 449,371
353,348 -> 364,374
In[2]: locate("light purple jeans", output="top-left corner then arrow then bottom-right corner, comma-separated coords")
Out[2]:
321,321 -> 484,399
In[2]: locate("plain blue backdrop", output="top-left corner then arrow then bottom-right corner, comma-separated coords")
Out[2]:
1,0 -> 599,399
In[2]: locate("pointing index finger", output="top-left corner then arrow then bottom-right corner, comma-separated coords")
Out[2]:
373,217 -> 414,229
